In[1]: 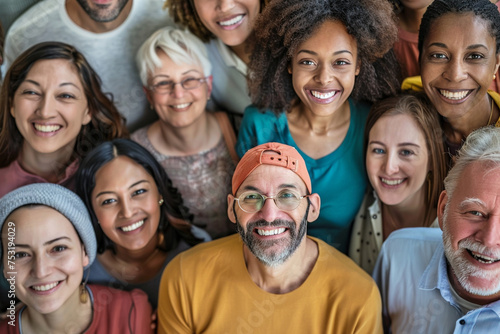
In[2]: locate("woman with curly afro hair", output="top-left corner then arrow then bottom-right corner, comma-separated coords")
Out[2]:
236,0 -> 401,253
165,0 -> 269,121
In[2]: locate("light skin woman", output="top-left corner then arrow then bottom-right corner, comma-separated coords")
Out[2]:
418,0 -> 500,155
349,94 -> 446,273
0,42 -> 127,197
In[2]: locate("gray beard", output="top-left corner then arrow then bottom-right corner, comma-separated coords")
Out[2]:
236,204 -> 309,267
76,0 -> 129,23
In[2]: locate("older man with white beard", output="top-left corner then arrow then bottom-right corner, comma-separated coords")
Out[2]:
373,126 -> 500,334
157,142 -> 382,334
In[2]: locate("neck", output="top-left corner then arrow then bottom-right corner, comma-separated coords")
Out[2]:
398,7 -> 428,33
229,41 -> 250,65
382,187 -> 430,239
244,237 -> 318,294
113,232 -> 162,264
66,0 -> 133,33
292,100 -> 350,136
23,287 -> 92,334
152,112 -> 219,156
445,95 -> 496,143
18,143 -> 75,183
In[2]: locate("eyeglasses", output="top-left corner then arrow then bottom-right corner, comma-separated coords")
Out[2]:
149,77 -> 209,94
234,189 -> 310,213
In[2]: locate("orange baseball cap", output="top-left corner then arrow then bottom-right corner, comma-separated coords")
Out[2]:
232,142 -> 312,195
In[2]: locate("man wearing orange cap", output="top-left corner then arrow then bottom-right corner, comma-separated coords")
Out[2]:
157,142 -> 382,334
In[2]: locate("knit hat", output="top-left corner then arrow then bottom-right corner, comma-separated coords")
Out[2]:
0,183 -> 97,269
232,142 -> 312,195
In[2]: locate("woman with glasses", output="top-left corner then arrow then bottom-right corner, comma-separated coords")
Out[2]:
132,27 -> 237,239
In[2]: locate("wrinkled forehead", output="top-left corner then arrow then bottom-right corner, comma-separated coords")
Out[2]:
237,164 -> 307,195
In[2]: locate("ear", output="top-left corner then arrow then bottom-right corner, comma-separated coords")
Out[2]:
82,245 -> 90,268
82,107 -> 91,126
288,64 -> 292,75
437,190 -> 448,231
494,54 -> 500,77
205,75 -> 213,97
227,194 -> 236,224
355,61 -> 361,76
10,104 -> 15,118
306,193 -> 321,222
143,86 -> 154,105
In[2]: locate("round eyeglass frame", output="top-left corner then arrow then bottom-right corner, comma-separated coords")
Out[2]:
234,190 -> 310,213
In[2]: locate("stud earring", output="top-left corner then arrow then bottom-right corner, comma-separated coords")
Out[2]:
150,104 -> 154,110
159,198 -> 164,206
494,74 -> 497,80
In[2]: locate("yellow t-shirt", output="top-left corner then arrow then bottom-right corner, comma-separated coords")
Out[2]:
158,234 -> 383,334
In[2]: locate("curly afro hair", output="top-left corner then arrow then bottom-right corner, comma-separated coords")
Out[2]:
248,0 -> 401,113
165,0 -> 269,43
418,0 -> 500,59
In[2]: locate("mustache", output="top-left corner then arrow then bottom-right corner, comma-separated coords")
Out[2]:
246,219 -> 296,230
458,238 -> 500,260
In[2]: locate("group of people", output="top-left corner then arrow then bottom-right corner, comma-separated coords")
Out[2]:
0,0 -> 499,333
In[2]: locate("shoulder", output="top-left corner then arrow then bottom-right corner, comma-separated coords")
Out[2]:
6,0 -> 60,36
383,227 -> 442,249
130,125 -> 150,143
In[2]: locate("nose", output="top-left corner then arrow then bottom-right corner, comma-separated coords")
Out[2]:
119,197 -> 136,219
217,0 -> 235,12
32,254 -> 51,279
475,216 -> 500,248
171,82 -> 185,99
443,58 -> 468,82
37,96 -> 56,118
315,65 -> 334,86
383,152 -> 399,175
257,197 -> 281,222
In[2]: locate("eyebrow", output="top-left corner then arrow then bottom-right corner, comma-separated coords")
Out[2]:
458,197 -> 486,210
369,141 -> 420,148
428,42 -> 489,51
15,236 -> 71,249
24,79 -> 81,90
296,49 -> 354,57
152,69 -> 201,80
95,180 -> 150,198
240,183 -> 300,193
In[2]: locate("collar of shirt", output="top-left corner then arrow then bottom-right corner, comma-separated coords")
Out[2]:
215,38 -> 247,75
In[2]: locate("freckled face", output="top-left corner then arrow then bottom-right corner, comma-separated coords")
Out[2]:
290,20 -> 360,117
10,59 -> 90,157
91,156 -> 162,251
420,13 -> 500,122
193,0 -> 260,47
2,206 -> 88,315
366,114 -> 429,207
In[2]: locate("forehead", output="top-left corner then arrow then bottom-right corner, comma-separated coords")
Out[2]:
94,156 -> 155,190
425,12 -> 495,47
153,49 -> 203,75
295,20 -> 357,57
369,114 -> 426,146
238,164 -> 307,194
450,162 -> 500,205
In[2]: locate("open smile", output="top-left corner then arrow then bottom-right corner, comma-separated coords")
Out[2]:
119,219 -> 145,232
468,249 -> 500,264
218,14 -> 245,28
308,89 -> 339,104
437,89 -> 473,102
380,177 -> 406,186
169,102 -> 192,111
30,281 -> 61,294
33,123 -> 62,133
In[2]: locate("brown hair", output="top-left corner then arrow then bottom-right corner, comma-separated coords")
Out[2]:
165,0 -> 269,42
365,93 -> 446,227
0,41 -> 128,168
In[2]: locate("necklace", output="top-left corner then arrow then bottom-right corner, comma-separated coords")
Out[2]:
487,97 -> 494,126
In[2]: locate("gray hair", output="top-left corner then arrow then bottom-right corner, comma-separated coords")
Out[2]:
136,26 -> 211,87
444,126 -> 500,198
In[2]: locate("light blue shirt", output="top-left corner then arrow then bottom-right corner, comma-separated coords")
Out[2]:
373,228 -> 500,334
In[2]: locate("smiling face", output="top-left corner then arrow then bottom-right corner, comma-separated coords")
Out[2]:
10,59 -> 91,158
420,13 -> 500,122
2,206 -> 88,315
227,164 -> 320,267
91,156 -> 162,251
439,162 -> 500,303
193,0 -> 260,47
145,50 -> 212,129
366,114 -> 429,208
76,0 -> 130,22
290,20 -> 360,117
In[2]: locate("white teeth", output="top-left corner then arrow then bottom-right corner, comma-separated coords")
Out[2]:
256,228 -> 286,236
121,220 -> 144,232
439,90 -> 469,100
172,103 -> 191,109
32,282 -> 59,291
470,251 -> 500,264
311,90 -> 336,100
34,124 -> 61,132
381,178 -> 404,186
218,15 -> 244,26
